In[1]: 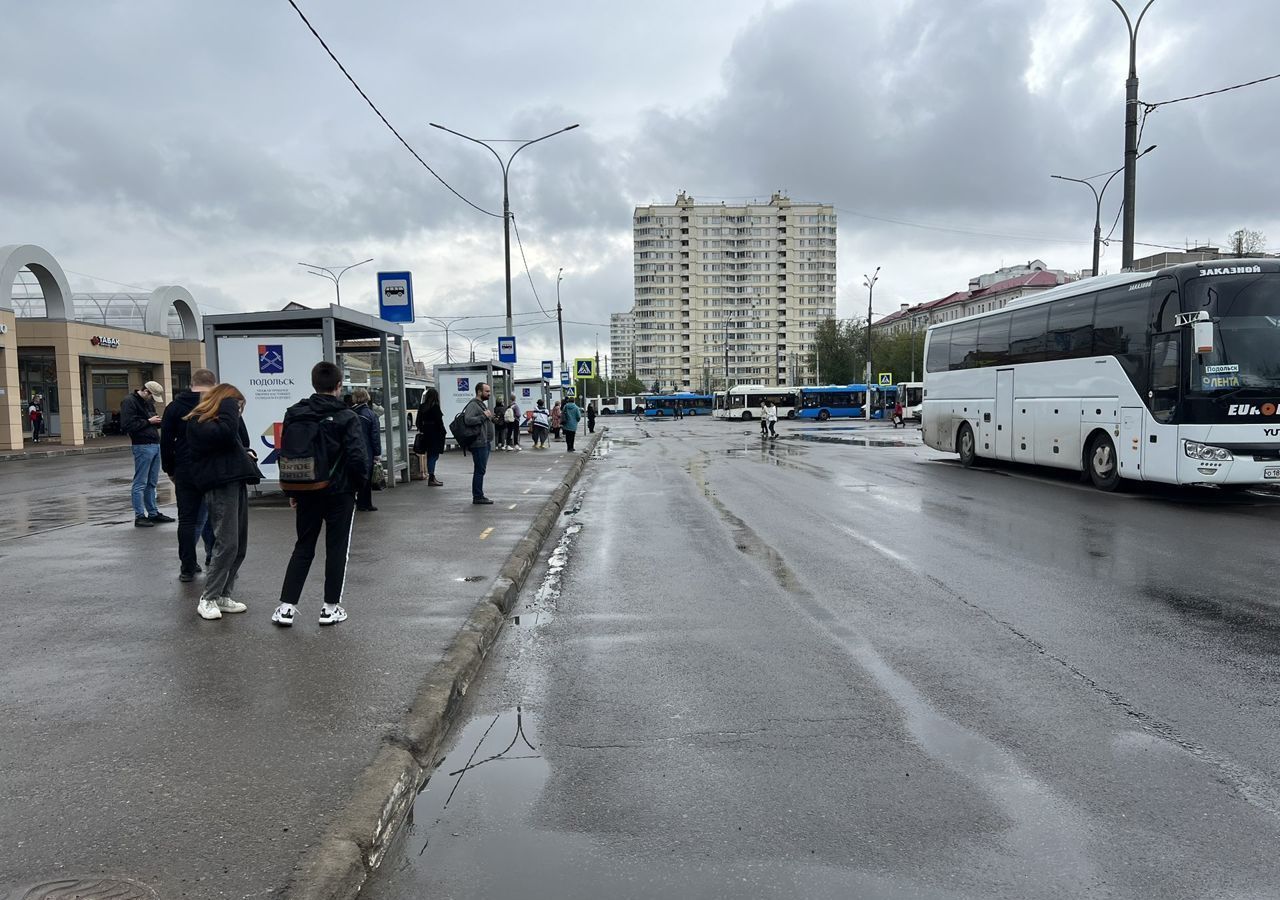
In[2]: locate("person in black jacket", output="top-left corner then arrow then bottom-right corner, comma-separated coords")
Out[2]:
271,361 -> 369,628
415,387 -> 446,487
351,387 -> 382,511
122,380 -> 174,527
161,368 -> 218,581
184,383 -> 257,621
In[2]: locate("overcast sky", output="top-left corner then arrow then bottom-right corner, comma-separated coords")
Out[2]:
3,0 -> 1278,376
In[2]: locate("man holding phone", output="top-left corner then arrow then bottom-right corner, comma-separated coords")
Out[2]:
122,379 -> 174,528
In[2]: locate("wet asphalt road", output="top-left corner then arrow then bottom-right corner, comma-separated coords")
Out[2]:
368,415 -> 1280,900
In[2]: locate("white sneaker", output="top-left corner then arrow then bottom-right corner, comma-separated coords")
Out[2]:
319,604 -> 347,626
216,596 -> 247,614
197,597 -> 222,620
513,445 -> 522,452
271,603 -> 297,627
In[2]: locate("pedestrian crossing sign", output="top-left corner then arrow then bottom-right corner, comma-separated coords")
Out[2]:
574,358 -> 595,378
878,372 -> 893,386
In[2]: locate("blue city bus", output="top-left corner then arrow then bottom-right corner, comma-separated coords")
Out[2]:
644,392 -> 714,417
796,385 -> 889,420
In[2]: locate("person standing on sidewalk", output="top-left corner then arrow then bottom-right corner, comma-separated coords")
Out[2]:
492,399 -> 507,451
352,388 -> 381,512
415,387 -> 446,486
272,361 -> 369,628
562,396 -> 582,452
122,380 -> 174,528
586,401 -> 597,434
506,394 -> 522,451
27,393 -> 44,443
550,402 -> 562,441
161,367 -> 218,582
184,384 -> 257,621
531,400 -> 550,449
464,381 -> 496,504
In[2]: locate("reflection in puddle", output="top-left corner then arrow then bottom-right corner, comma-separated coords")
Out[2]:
790,433 -> 912,448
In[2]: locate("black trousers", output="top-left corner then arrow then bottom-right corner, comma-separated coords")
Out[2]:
356,477 -> 374,510
565,429 -> 577,451
279,491 -> 357,607
174,477 -> 204,574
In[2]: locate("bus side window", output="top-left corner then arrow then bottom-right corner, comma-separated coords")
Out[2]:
1151,276 -> 1180,331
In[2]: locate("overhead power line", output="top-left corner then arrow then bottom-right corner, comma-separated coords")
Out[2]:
1143,72 -> 1280,111
283,0 -> 499,218
509,215 -> 555,319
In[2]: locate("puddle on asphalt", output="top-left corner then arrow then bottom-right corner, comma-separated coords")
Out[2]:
790,434 -> 912,448
396,706 -> 548,855
11,876 -> 159,900
509,523 -> 579,627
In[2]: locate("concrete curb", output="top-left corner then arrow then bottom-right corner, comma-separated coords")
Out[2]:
0,443 -> 132,462
285,430 -> 603,899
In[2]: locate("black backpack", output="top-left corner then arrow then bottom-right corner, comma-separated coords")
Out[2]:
278,406 -> 349,493
449,409 -> 482,450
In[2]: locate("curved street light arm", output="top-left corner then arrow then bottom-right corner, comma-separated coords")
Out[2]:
506,124 -> 580,173
339,258 -> 374,279
429,122 -> 505,170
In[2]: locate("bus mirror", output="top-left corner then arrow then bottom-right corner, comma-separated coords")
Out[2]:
1194,319 -> 1214,354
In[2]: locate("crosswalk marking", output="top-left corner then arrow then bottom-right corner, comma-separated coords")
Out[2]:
479,527 -> 494,540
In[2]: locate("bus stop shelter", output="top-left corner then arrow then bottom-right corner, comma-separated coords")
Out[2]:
203,305 -> 408,489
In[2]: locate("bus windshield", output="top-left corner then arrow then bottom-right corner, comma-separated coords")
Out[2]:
1187,271 -> 1280,392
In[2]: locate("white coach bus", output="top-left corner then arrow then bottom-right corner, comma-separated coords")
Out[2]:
922,259 -> 1280,491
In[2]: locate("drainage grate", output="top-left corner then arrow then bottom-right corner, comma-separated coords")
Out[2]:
20,876 -> 158,900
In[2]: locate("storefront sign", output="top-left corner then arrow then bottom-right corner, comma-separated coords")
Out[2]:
90,335 -> 120,348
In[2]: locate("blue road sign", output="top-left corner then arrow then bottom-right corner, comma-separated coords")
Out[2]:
498,336 -> 516,363
560,369 -> 571,387
542,360 -> 554,379
377,271 -> 414,323
575,358 -> 595,378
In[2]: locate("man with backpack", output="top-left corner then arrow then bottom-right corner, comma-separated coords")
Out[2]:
460,381 -> 495,504
271,361 -> 369,628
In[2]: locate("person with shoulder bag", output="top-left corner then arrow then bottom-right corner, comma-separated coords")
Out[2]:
462,382 -> 496,504
184,383 -> 258,621
351,388 -> 382,512
272,361 -> 369,628
414,387 -> 447,486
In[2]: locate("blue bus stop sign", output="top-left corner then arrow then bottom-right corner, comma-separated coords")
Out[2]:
560,369 -> 571,387
542,360 -> 554,379
498,336 -> 516,363
377,271 -> 414,323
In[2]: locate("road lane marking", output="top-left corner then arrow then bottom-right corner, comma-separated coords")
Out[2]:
479,527 -> 494,540
522,488 -> 531,494
838,524 -> 913,568
508,503 -> 517,510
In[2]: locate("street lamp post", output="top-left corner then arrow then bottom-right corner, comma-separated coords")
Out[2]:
864,267 -> 879,421
1051,144 -> 1156,277
556,268 -> 567,379
1109,0 -> 1157,270
910,314 -> 928,382
429,122 -> 579,341
298,258 -> 373,307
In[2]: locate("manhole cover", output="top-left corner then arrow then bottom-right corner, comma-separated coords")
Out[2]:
20,876 -> 158,900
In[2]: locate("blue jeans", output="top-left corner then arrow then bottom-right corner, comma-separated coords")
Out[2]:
426,450 -> 440,477
131,445 -> 161,517
471,442 -> 490,499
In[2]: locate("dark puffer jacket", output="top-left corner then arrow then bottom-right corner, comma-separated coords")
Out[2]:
185,398 -> 256,493
160,389 -> 202,478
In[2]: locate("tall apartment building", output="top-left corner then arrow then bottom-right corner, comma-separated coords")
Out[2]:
632,191 -> 836,391
609,311 -> 635,376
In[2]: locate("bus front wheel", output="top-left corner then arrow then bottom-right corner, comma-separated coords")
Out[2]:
741,411 -> 752,420
817,410 -> 830,422
957,423 -> 976,467
1087,432 -> 1121,492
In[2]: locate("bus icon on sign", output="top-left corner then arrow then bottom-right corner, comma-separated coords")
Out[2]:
383,285 -> 405,296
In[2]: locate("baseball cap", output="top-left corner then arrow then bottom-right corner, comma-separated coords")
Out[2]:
144,380 -> 165,401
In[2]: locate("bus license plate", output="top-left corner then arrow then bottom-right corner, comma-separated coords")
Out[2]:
1266,467 -> 1280,479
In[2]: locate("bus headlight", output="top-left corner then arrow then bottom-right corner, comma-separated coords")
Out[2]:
1183,440 -> 1233,462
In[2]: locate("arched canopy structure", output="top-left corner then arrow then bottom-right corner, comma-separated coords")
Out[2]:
147,286 -> 202,339
0,244 -> 72,318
